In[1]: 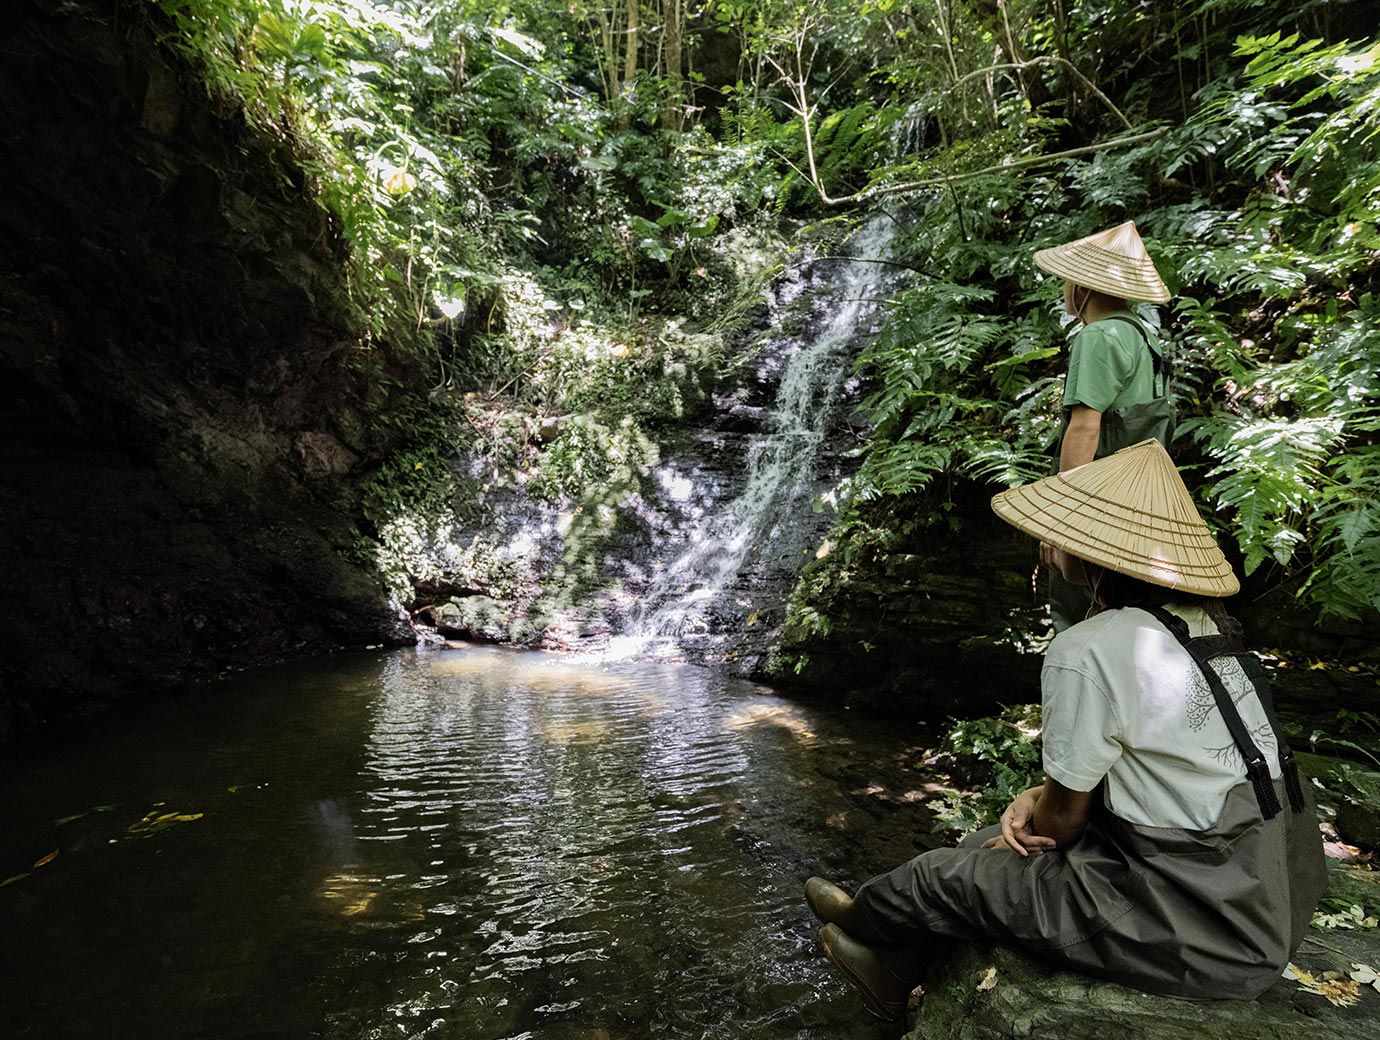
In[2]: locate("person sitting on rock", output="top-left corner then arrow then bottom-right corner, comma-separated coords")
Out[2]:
804,439 -> 1326,1021
1035,221 -> 1175,632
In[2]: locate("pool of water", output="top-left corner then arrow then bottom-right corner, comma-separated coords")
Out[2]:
0,648 -> 944,1039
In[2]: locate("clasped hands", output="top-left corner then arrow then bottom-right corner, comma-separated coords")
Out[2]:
980,784 -> 1058,858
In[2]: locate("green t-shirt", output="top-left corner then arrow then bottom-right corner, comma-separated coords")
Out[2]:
1063,313 -> 1155,414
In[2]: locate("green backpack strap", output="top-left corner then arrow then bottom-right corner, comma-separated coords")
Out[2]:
1103,314 -> 1171,396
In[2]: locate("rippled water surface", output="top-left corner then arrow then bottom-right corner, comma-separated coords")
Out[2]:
0,649 -> 940,1039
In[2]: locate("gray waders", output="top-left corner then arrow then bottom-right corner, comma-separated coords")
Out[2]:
1050,316 -> 1176,631
851,608 -> 1327,999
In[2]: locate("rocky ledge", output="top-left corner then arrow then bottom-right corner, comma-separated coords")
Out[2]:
897,860 -> 1380,1039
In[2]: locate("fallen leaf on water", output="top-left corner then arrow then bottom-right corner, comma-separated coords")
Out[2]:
33,850 -> 59,868
127,808 -> 205,836
0,872 -> 31,888
976,966 -> 998,991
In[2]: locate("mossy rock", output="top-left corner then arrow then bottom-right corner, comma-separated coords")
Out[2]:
434,595 -> 515,643
904,928 -> 1380,1040
1297,751 -> 1380,849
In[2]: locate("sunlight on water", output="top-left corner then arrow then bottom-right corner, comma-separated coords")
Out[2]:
0,649 -> 932,1039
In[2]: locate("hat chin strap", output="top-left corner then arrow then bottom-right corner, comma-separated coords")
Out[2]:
1072,284 -> 1092,322
1085,564 -> 1105,621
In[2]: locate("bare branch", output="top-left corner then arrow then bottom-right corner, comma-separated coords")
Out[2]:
949,56 -> 1134,131
814,128 -> 1169,207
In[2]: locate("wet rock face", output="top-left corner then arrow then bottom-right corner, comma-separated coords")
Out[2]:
0,0 -> 417,734
773,511 -> 1048,719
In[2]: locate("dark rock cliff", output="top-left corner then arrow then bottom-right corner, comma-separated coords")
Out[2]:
0,0 -> 422,739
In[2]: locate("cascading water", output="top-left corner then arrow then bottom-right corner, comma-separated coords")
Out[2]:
609,215 -> 900,660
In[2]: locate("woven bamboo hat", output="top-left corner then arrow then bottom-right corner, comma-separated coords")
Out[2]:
991,439 -> 1239,597
1034,220 -> 1170,303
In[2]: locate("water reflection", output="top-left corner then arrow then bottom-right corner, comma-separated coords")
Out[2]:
0,649 -> 935,1039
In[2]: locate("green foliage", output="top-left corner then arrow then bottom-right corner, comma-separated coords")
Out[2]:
789,11 -> 1380,644
150,0 -> 1380,640
928,705 -> 1045,836
361,395 -> 472,529
1310,709 -> 1380,769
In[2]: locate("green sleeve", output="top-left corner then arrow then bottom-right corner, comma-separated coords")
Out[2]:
1064,324 -> 1141,413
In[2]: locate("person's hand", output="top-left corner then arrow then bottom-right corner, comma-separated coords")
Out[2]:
981,832 -> 1053,854
982,786 -> 1058,858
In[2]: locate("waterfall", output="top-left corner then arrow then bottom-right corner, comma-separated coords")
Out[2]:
608,214 -> 899,660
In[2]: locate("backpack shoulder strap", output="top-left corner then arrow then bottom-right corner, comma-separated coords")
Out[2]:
1102,314 -> 1170,395
1140,605 -> 1305,819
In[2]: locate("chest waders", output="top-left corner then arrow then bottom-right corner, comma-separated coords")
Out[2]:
1050,316 -> 1176,630
850,608 -> 1326,999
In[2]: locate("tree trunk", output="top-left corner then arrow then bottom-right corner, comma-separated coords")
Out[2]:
971,0 -> 1052,113
592,4 -> 621,106
663,0 -> 683,130
623,0 -> 640,96
618,0 -> 640,129
1050,0 -> 1078,126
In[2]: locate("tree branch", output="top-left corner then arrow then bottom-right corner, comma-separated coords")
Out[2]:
813,127 -> 1169,206
949,55 -> 1133,131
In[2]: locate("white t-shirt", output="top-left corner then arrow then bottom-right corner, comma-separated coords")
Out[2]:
1041,604 -> 1281,830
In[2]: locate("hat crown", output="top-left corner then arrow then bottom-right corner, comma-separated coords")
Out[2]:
1033,220 -> 1171,303
1084,220 -> 1154,261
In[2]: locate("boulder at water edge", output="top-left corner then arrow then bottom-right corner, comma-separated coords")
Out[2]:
905,923 -> 1380,1039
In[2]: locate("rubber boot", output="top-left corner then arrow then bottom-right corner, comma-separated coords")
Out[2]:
818,923 -> 926,1023
804,876 -> 892,945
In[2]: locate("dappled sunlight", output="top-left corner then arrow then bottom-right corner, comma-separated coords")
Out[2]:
725,703 -> 818,743
317,873 -> 382,918
657,466 -> 696,505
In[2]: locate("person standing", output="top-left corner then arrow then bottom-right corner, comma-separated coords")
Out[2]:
1034,220 -> 1175,631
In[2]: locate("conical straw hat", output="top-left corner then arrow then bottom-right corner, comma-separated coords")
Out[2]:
991,439 -> 1239,597
1034,220 -> 1170,303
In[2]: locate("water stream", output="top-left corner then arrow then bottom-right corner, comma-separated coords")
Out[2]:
610,216 -> 900,659
0,217 -> 930,1038
0,649 -> 938,1039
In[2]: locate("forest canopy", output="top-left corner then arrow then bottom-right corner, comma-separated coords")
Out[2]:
148,0 -> 1380,626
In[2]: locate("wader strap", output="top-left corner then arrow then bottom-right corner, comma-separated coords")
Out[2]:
1142,606 -> 1305,819
1103,314 -> 1171,397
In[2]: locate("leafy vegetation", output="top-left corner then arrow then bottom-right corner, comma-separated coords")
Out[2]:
927,705 -> 1045,836
143,0 -> 1379,641
776,1 -> 1380,649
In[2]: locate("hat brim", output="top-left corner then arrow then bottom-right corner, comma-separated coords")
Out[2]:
990,441 -> 1239,597
1034,243 -> 1171,303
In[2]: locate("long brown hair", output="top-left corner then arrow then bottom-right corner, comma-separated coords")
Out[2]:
1083,563 -> 1238,636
